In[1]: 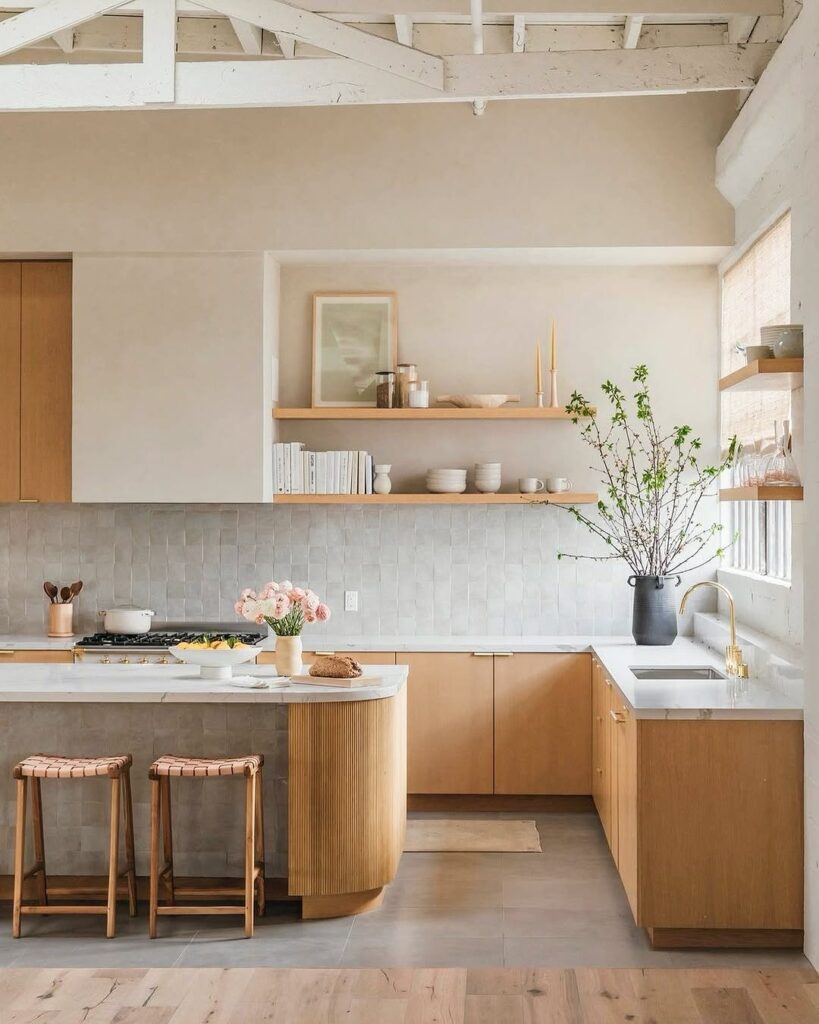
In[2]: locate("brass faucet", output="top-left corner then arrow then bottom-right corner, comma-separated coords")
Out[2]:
679,581 -> 749,679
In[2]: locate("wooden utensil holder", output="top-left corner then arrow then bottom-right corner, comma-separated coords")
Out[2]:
48,603 -> 74,638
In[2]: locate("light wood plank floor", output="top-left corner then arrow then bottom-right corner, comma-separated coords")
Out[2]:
0,967 -> 817,1023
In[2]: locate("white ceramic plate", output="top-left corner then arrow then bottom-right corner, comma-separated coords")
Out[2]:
168,644 -> 261,680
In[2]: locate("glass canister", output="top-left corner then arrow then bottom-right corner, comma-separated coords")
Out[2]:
376,370 -> 396,409
408,380 -> 430,408
395,363 -> 418,409
765,420 -> 801,486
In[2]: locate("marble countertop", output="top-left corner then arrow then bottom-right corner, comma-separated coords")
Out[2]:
0,663 -> 407,703
592,638 -> 803,720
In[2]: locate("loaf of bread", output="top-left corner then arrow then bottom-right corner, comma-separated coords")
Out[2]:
309,655 -> 363,679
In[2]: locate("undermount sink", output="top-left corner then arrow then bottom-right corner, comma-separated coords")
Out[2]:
629,666 -> 727,681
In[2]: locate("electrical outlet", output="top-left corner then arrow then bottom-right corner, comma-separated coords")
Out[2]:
344,590 -> 359,612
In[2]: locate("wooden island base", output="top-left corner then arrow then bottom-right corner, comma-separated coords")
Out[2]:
647,927 -> 804,950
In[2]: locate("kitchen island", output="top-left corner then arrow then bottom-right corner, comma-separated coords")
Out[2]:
0,663 -> 407,920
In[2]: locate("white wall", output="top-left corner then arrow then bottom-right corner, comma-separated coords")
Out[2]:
0,94 -> 736,254
73,253 -> 275,502
717,2 -> 818,965
278,262 -> 721,497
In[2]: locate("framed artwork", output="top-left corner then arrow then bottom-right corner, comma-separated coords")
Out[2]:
312,292 -> 398,407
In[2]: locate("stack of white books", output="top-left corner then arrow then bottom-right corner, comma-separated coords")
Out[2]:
273,443 -> 375,495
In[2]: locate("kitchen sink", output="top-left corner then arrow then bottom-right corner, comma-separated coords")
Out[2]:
629,666 -> 726,681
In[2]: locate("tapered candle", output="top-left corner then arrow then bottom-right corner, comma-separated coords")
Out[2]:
550,321 -> 557,371
536,343 -> 542,393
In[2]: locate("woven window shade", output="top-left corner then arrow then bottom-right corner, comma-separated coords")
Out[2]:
721,213 -> 792,448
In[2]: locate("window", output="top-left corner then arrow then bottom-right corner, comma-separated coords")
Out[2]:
720,213 -> 792,581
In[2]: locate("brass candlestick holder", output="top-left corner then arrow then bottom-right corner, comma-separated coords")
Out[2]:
536,391 -> 545,408
549,370 -> 559,409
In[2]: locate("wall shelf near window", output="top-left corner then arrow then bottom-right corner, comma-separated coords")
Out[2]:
719,486 -> 803,502
719,358 -> 803,393
272,492 -> 598,505
273,407 -> 590,421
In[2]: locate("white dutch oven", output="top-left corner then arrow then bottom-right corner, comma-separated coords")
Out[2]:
100,606 -> 155,634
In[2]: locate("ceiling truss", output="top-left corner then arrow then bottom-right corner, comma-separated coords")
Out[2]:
0,0 -> 797,112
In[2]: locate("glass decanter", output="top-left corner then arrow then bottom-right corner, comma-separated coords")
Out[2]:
764,420 -> 800,487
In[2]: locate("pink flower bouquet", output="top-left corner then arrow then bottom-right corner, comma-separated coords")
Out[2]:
235,581 -> 331,637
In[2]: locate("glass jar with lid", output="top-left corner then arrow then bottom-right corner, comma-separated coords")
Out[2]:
408,380 -> 430,408
376,370 -> 396,409
395,363 -> 418,408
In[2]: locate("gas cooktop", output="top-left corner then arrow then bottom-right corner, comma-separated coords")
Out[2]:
76,628 -> 265,650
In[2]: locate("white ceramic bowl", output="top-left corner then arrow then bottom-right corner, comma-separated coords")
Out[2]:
168,644 -> 260,680
426,481 -> 467,494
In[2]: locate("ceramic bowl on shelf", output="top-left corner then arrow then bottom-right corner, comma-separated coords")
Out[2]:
168,644 -> 261,680
426,468 -> 468,494
761,324 -> 804,358
744,344 -> 773,364
435,394 -> 520,409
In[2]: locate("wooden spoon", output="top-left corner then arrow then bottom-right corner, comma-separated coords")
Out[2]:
43,581 -> 58,604
60,586 -> 71,604
69,580 -> 83,602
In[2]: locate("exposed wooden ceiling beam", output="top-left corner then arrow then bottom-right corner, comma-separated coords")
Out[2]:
0,43 -> 777,111
623,13 -> 642,47
0,0 -> 127,55
51,25 -> 73,46
0,0 -> 785,18
141,0 -> 175,100
727,14 -> 757,41
189,0 -> 444,86
393,11 -> 410,44
229,14 -> 262,51
512,13 -> 524,51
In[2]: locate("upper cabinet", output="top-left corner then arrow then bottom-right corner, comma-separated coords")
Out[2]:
0,262 -> 72,503
72,254 -> 277,503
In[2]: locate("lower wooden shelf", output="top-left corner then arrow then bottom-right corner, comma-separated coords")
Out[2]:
719,486 -> 803,502
272,492 -> 597,505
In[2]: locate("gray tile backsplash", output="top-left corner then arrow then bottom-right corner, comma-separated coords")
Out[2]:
0,503 -> 632,637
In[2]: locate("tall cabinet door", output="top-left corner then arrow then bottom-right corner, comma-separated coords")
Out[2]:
0,263 -> 22,501
400,653 -> 494,794
20,262 -> 72,502
494,653 -> 592,795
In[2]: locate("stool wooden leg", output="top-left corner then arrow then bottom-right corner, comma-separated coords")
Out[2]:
30,778 -> 48,907
149,778 -> 160,939
106,775 -> 120,939
122,769 -> 137,917
244,772 -> 256,938
12,778 -> 27,939
254,769 -> 265,918
160,777 -> 175,906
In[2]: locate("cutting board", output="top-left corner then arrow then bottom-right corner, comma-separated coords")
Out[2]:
290,674 -> 381,689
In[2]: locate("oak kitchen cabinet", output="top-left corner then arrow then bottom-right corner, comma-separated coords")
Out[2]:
257,650 -> 395,667
0,262 -> 72,503
494,652 -> 591,795
400,652 -> 591,796
594,656 -> 803,947
0,650 -> 73,664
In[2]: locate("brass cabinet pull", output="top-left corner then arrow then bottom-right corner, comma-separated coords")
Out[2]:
19,498 -> 39,503
313,651 -> 336,656
493,652 -> 514,657
0,650 -> 15,655
472,652 -> 493,657
610,709 -> 626,724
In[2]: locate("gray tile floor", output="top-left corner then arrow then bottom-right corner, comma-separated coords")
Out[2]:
0,812 -> 810,969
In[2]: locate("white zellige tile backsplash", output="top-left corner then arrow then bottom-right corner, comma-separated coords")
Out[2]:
0,503 -> 632,637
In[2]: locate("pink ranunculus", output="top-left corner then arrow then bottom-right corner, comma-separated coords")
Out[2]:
269,592 -> 291,620
303,591 -> 319,612
289,587 -> 306,602
303,610 -> 317,624
268,581 -> 280,591
280,580 -> 293,592
233,600 -> 244,615
315,603 -> 330,622
259,583 -> 276,600
240,588 -> 256,601
255,614 -> 265,625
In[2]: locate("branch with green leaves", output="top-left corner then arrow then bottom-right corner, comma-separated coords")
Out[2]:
559,365 -> 737,577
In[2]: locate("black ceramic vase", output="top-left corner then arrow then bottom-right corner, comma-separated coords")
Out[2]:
628,575 -> 682,646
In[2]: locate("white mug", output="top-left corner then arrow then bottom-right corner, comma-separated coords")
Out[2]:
546,477 -> 572,493
519,477 -> 545,494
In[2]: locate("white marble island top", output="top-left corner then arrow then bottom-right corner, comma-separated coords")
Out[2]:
0,663 -> 406,703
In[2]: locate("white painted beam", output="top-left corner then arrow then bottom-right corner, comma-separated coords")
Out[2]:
228,14 -> 261,51
192,0 -> 444,87
0,44 -> 777,111
0,0 -> 127,56
728,14 -> 757,42
141,0 -> 175,101
512,14 -> 524,52
275,31 -> 294,55
623,14 -> 642,48
393,12 -> 411,45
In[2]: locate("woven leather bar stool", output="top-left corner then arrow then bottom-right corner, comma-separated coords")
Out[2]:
12,754 -> 137,939
148,753 -> 265,938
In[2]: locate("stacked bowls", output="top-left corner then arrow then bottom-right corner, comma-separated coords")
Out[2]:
761,324 -> 804,359
474,463 -> 502,493
426,468 -> 467,494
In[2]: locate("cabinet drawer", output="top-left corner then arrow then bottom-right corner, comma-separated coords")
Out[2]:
0,650 -> 73,664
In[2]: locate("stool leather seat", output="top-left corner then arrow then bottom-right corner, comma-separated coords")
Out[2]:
14,754 -> 132,780
149,753 -> 262,779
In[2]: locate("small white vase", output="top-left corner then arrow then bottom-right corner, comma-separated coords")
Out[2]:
374,464 -> 392,495
275,635 -> 303,676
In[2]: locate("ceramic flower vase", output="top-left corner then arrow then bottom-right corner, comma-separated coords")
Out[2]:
275,635 -> 303,676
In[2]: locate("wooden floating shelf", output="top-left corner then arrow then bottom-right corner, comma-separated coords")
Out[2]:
273,406 -> 590,421
719,359 -> 803,393
272,493 -> 598,505
719,486 -> 803,502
